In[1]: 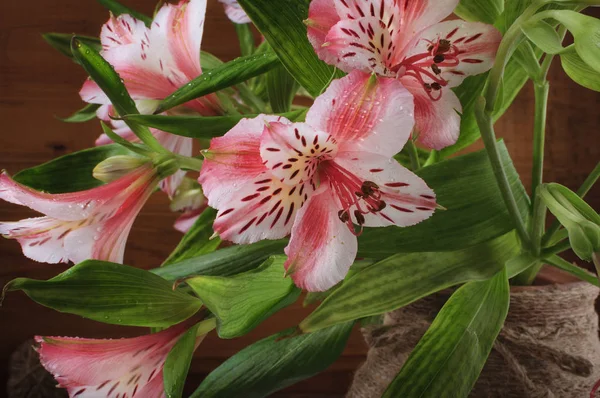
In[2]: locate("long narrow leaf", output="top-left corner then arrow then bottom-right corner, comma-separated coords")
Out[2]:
42,33 -> 101,61
237,0 -> 340,97
383,269 -> 510,397
300,231 -> 518,333
156,51 -> 280,114
96,0 -> 152,26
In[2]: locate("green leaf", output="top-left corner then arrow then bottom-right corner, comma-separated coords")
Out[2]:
200,51 -> 225,70
513,41 -> 542,80
545,254 -> 599,286
162,208 -> 221,266
42,33 -> 101,61
237,0 -> 340,97
123,109 -> 307,138
301,231 -> 518,333
383,269 -> 509,397
186,256 -> 301,338
3,261 -> 202,327
235,23 -> 256,57
12,144 -> 132,193
163,320 -> 215,398
96,0 -> 152,26
455,0 -> 504,25
267,65 -> 299,113
546,10 -> 600,73
561,47 -> 600,92
156,51 -> 281,114
359,142 -> 529,257
506,252 -> 539,278
191,322 -> 354,397
522,20 -> 565,54
151,240 -> 287,281
70,38 -> 163,152
58,103 -> 101,123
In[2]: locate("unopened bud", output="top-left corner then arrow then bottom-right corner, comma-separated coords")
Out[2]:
170,177 -> 205,213
93,155 -> 147,183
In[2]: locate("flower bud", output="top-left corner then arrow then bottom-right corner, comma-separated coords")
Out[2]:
170,177 -> 205,213
93,155 -> 148,183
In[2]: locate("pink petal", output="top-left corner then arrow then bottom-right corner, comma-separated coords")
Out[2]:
79,79 -> 110,106
395,0 -> 459,53
199,115 -> 288,210
154,0 -> 206,82
211,172 -> 312,244
219,0 -> 252,24
307,0 -> 341,66
174,208 -> 203,233
332,151 -> 436,227
36,324 -> 187,398
323,16 -> 398,75
284,186 -> 358,292
404,20 -> 502,88
101,13 -> 147,51
306,71 -> 415,157
260,121 -> 337,185
401,76 -> 462,150
0,217 -> 72,264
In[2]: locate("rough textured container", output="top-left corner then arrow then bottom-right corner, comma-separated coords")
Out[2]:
348,272 -> 600,398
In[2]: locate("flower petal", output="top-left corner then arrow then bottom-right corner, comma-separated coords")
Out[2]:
174,208 -> 203,233
306,71 -> 415,157
284,186 -> 358,292
154,0 -> 206,81
396,0 -> 459,49
80,79 -> 110,106
307,0 -> 341,66
405,20 -> 502,88
212,172 -> 313,244
401,76 -> 462,150
199,115 -> 288,210
0,217 -> 71,264
219,0 -> 252,24
260,121 -> 337,185
333,151 -> 437,227
36,324 -> 187,398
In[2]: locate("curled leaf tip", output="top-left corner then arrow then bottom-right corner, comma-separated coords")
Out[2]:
436,204 -> 448,211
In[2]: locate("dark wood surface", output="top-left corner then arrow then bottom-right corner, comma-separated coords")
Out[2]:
1,1 -> 599,396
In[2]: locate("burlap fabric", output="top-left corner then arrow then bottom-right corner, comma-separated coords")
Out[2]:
347,282 -> 600,398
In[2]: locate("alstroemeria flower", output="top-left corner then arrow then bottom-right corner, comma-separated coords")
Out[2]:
36,324 -> 188,398
218,0 -> 251,24
0,164 -> 158,264
307,0 -> 502,150
81,0 -> 224,197
200,71 -> 436,291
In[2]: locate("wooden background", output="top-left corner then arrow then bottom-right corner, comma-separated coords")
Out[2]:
0,1 -> 599,396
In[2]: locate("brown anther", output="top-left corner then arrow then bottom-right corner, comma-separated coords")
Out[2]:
431,64 -> 441,75
338,210 -> 350,223
354,191 -> 365,198
361,181 -> 379,196
354,210 -> 365,226
427,45 -> 434,52
433,54 -> 445,64
424,83 -> 432,92
437,39 -> 451,53
375,200 -> 387,211
431,82 -> 442,91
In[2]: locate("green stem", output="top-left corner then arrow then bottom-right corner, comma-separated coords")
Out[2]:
176,156 -> 203,172
544,254 -> 599,286
541,239 -> 572,258
475,98 -> 532,249
406,140 -> 421,171
542,161 -> 600,246
531,82 -> 549,202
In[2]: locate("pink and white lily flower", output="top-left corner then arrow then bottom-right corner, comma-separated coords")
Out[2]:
307,0 -> 502,150
0,163 -> 158,264
36,324 -> 189,398
81,0 -> 224,197
200,71 -> 436,291
218,0 -> 251,24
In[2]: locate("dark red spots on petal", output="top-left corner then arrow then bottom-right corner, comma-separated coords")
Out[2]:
220,208 -> 234,217
272,162 -> 283,169
285,203 -> 295,226
257,186 -> 270,192
355,4 -> 365,17
240,217 -> 257,233
132,385 -> 139,397
271,207 -> 284,228
391,204 -> 414,213
462,58 -> 484,64
421,194 -> 435,200
74,388 -> 86,396
380,213 -> 394,223
288,158 -> 298,162
259,195 -> 272,205
289,186 -> 297,195
385,182 -> 409,188
290,170 -> 300,180
257,212 -> 269,226
269,200 -> 282,215
294,129 -> 300,139
301,136 -> 307,147
416,207 -> 434,211
283,164 -> 293,170
370,168 -> 384,173
242,193 -> 260,202
273,188 -> 282,195
108,382 -> 120,396
464,33 -> 483,44
266,147 -> 280,152
97,380 -> 111,391
147,369 -> 157,382
446,28 -> 459,39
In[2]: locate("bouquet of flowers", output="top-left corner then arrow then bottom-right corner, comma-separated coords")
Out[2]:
2,0 -> 600,396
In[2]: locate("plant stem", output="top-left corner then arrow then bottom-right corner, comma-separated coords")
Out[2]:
475,99 -> 532,249
541,240 -> 572,258
406,140 -> 421,171
542,161 -> 600,246
177,155 -> 203,172
531,82 -> 549,203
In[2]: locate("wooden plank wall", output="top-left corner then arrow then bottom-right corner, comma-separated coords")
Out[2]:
0,1 -> 598,396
